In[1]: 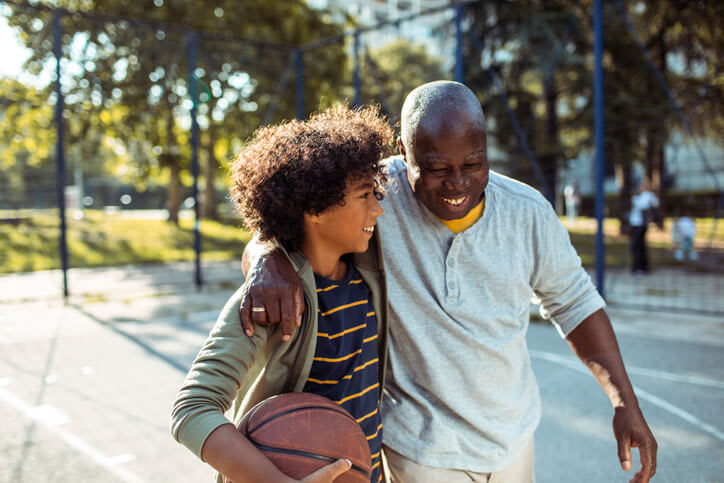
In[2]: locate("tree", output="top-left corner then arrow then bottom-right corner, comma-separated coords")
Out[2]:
359,39 -> 445,125
5,0 -> 348,222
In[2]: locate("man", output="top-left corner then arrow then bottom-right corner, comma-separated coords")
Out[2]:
240,81 -> 657,482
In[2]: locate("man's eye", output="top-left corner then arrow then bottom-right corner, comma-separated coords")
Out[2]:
426,167 -> 447,174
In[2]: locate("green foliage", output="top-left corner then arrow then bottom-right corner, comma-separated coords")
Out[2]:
360,39 -> 446,125
2,0 -> 348,219
464,0 -> 722,206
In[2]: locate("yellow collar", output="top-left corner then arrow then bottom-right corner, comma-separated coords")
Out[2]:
437,198 -> 485,234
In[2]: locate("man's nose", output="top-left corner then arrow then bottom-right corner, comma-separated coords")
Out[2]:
444,168 -> 468,189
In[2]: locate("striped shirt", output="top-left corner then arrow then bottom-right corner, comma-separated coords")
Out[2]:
303,263 -> 383,483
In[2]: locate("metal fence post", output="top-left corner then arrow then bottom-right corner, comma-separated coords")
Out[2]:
353,31 -> 361,107
53,9 -> 69,299
593,0 -> 606,297
188,31 -> 202,289
295,49 -> 304,120
454,4 -> 464,83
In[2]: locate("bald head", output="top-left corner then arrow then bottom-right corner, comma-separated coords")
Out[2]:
400,81 -> 486,150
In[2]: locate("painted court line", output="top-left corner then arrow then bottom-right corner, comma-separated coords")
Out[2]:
0,385 -> 144,483
530,350 -> 724,443
529,350 -> 724,389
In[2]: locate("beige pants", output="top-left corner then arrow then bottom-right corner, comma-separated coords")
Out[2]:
383,437 -> 535,483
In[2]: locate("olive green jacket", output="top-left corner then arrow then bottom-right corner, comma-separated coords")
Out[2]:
170,233 -> 389,461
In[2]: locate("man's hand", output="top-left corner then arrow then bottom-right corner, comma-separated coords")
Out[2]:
566,309 -> 658,482
240,248 -> 304,341
613,405 -> 657,483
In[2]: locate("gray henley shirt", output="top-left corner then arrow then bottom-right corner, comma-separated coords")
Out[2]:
378,157 -> 605,472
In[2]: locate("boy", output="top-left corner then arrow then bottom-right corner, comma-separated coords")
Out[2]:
171,105 -> 393,483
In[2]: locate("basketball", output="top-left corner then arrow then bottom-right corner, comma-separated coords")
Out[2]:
224,392 -> 372,483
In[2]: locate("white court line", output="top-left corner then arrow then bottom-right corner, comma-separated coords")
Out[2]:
0,386 -> 144,483
530,350 -> 724,389
530,350 -> 724,443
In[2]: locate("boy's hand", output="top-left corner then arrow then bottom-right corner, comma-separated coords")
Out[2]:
299,459 -> 352,482
240,249 -> 304,341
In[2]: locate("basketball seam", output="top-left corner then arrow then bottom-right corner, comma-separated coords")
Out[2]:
244,404 -> 358,435
252,442 -> 371,479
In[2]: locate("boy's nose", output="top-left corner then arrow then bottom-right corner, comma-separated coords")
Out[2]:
370,198 -> 384,217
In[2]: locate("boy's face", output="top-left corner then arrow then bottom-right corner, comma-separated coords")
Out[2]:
307,178 -> 384,255
401,109 -> 488,220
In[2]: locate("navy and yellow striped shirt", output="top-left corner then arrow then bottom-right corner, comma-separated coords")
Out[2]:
303,263 -> 383,483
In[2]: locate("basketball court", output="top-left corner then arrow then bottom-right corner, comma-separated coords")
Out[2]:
1,262 -> 722,482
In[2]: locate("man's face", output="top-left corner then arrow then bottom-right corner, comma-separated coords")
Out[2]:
401,112 -> 488,220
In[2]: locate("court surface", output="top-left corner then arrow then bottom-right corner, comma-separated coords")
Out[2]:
1,263 -> 722,482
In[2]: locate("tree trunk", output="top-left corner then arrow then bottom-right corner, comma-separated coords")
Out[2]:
202,132 -> 219,220
614,124 -> 634,235
542,73 -> 559,210
165,111 -> 181,224
167,162 -> 181,224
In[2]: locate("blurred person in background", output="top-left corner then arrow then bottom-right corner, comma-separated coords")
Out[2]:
672,209 -> 697,261
629,178 -> 661,274
563,181 -> 581,222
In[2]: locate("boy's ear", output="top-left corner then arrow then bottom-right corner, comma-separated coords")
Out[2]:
304,212 -> 322,225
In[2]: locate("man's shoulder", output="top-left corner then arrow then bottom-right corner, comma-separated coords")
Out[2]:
381,155 -> 405,178
488,170 -> 550,210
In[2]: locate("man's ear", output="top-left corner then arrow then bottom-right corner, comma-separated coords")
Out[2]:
397,137 -> 407,163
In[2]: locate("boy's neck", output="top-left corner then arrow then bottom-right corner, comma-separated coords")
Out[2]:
300,238 -> 347,280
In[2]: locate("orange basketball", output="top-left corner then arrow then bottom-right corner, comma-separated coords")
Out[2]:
224,392 -> 372,483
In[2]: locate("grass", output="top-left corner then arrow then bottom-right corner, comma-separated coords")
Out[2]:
1,211 -> 722,274
561,216 -> 724,268
0,209 -> 251,274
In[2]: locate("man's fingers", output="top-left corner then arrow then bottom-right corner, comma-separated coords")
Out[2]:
617,434 -> 632,471
279,295 -> 297,342
239,295 -> 254,337
264,296 -> 282,328
302,459 -> 351,482
635,437 -> 657,482
294,285 -> 304,327
249,301 -> 269,326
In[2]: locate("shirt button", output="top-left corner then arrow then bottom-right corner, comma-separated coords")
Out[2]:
448,259 -> 455,267
448,281 -> 456,289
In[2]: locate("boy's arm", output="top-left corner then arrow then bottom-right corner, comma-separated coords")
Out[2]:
240,236 -> 304,340
201,424 -> 351,483
566,309 -> 658,483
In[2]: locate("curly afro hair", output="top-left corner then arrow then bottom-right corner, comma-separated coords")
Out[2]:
230,104 -> 394,251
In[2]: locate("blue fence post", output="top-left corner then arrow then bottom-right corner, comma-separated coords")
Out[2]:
454,4 -> 464,83
53,10 -> 69,299
295,49 -> 304,120
188,31 -> 202,289
353,31 -> 361,107
593,0 -> 606,297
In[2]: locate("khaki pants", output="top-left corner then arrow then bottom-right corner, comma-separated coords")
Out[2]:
382,437 -> 535,483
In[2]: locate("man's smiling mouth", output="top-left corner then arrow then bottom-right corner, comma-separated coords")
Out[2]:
441,195 -> 469,207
